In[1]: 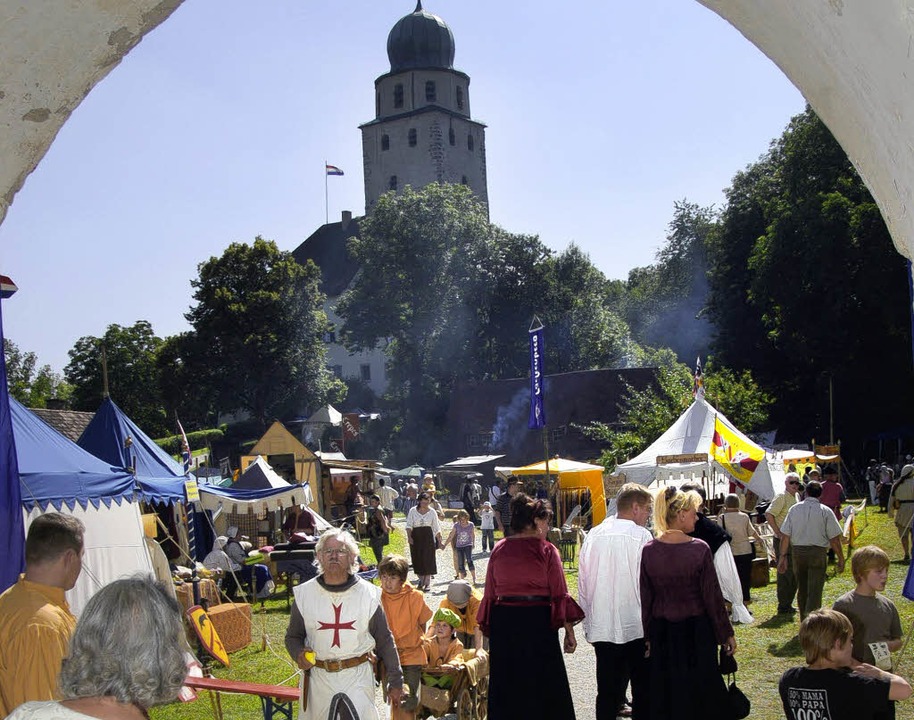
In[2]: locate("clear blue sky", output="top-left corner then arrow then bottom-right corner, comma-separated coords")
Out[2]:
0,0 -> 804,374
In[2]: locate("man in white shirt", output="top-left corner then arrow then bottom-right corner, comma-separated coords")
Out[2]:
578,483 -> 654,720
778,480 -> 845,621
376,478 -> 399,519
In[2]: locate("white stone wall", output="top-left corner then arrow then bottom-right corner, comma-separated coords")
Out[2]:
323,299 -> 388,396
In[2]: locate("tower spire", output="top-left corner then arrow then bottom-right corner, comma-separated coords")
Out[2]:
415,0 -> 422,12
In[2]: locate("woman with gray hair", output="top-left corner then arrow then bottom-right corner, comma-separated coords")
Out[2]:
6,576 -> 186,720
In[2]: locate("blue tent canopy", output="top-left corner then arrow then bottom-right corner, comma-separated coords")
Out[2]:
13,398 -> 141,511
78,398 -> 184,477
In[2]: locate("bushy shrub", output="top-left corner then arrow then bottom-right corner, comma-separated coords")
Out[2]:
155,428 -> 224,455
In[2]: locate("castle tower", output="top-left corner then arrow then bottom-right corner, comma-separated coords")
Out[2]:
360,2 -> 488,210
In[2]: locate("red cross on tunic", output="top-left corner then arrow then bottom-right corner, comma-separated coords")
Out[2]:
317,603 -> 357,648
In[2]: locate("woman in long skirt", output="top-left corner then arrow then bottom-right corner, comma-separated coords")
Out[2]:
640,486 -> 737,720
405,492 -> 442,591
478,493 -> 583,719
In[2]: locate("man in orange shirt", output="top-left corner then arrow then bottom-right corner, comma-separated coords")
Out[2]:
0,513 -> 85,716
379,554 -> 433,720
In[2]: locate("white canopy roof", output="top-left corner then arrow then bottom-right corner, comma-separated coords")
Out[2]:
307,405 -> 342,426
615,398 -> 776,501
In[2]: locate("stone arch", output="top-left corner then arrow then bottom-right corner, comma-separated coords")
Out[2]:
2,1 -> 913,264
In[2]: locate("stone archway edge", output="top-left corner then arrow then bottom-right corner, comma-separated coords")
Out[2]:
0,0 -> 184,226
2,1 -> 913,263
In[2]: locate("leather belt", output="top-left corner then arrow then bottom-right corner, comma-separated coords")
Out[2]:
497,595 -> 550,604
313,652 -> 372,673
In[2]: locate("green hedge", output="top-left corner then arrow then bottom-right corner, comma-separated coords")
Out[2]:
154,428 -> 224,455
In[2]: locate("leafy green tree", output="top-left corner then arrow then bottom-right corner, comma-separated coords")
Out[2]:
185,237 -> 340,427
64,321 -> 166,434
707,107 -> 914,445
622,201 -> 716,362
4,339 -> 71,408
338,184 -> 638,464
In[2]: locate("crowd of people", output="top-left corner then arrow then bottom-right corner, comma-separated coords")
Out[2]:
4,467 -> 914,720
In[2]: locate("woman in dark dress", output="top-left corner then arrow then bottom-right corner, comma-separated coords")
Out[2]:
478,493 -> 584,719
640,486 -> 737,720
405,491 -> 442,591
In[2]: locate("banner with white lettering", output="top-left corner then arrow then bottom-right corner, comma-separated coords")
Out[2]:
528,326 -> 545,429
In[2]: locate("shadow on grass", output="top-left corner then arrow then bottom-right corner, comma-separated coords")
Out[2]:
767,634 -> 803,658
757,614 -> 799,630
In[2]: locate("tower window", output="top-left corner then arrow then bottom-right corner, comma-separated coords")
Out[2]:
394,84 -> 404,109
449,127 -> 455,146
389,175 -> 398,191
360,364 -> 372,382
467,134 -> 475,151
408,128 -> 417,147
425,80 -> 436,102
456,86 -> 464,110
381,134 -> 390,151
461,176 -> 468,185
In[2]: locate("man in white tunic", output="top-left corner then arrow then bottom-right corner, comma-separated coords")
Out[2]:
285,529 -> 403,720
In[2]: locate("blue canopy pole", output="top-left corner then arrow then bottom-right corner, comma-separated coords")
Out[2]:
0,285 -> 24,593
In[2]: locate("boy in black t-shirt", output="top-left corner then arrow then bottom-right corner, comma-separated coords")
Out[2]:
780,609 -> 911,720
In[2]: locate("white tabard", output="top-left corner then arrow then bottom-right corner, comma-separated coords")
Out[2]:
293,578 -> 382,720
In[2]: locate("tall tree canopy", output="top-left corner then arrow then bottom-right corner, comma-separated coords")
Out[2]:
707,107 -> 914,444
338,183 -> 635,463
184,237 -> 339,427
4,339 -> 71,408
65,320 -> 167,435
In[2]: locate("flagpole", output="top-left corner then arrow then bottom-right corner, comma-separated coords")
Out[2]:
324,160 -> 329,225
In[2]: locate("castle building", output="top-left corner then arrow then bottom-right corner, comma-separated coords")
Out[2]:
360,1 -> 488,210
295,3 -> 488,397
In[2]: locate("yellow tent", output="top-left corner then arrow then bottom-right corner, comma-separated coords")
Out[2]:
512,457 -> 606,525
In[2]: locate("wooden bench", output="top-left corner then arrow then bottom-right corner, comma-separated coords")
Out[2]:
184,675 -> 299,720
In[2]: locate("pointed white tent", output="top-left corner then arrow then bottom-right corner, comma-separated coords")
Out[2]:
615,398 -> 777,501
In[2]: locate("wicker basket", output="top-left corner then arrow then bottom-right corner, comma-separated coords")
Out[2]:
207,602 -> 252,653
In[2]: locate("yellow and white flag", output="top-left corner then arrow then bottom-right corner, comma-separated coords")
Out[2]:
710,417 -> 764,485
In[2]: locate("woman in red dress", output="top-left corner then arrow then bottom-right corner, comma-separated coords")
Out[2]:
478,493 -> 584,719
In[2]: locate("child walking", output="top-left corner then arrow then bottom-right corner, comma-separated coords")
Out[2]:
445,510 -> 477,585
379,555 -> 434,720
480,501 -> 496,553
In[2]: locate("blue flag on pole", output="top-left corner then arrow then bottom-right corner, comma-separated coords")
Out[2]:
0,297 -> 24,593
528,325 -> 545,429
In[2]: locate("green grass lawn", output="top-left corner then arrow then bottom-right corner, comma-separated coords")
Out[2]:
152,506 -> 914,720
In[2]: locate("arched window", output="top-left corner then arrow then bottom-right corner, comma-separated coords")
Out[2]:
461,175 -> 468,185
394,84 -> 404,109
456,86 -> 464,110
389,175 -> 398,191
381,134 -> 390,151
425,80 -> 436,102
467,133 -> 475,151
408,128 -> 417,147
449,127 -> 456,146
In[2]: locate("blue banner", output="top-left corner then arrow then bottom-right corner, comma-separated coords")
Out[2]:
528,326 -> 545,429
0,299 -> 24,593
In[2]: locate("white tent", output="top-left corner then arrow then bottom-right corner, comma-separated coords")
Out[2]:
616,397 -> 776,501
306,405 -> 342,426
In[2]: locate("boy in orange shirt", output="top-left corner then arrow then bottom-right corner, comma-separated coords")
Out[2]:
379,554 -> 433,720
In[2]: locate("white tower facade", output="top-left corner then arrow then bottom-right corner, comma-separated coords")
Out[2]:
361,2 -> 488,211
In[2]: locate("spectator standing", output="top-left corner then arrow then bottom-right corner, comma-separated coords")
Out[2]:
285,529 -> 403,719
767,472 -> 802,614
0,513 -> 84,716
820,465 -> 847,519
718,493 -> 763,604
494,477 -> 520,538
778,480 -> 845,620
889,464 -> 914,562
578,483 -> 654,720
479,501 -> 496,553
366,495 -> 390,565
779,609 -> 910,720
445,510 -> 477,586
377,478 -> 399,521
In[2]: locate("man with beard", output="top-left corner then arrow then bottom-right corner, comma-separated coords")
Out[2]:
286,529 -> 403,719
